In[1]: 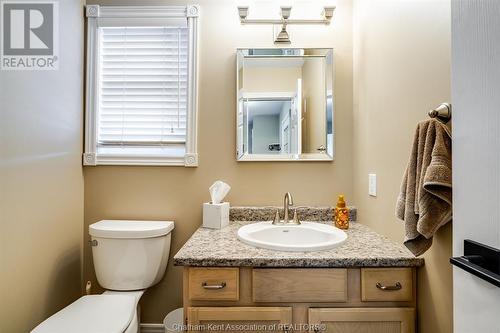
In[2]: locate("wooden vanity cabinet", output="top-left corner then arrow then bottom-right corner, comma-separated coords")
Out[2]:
184,267 -> 417,333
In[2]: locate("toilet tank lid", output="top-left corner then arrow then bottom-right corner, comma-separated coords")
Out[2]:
89,220 -> 174,239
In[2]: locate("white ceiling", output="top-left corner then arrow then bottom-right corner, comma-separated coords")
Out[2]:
244,57 -> 305,68
247,100 -> 291,121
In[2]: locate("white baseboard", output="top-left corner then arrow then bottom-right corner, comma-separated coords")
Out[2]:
140,323 -> 164,333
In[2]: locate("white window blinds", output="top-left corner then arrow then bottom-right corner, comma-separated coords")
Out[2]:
97,26 -> 188,146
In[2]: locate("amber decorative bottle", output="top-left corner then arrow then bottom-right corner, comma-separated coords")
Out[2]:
334,195 -> 350,230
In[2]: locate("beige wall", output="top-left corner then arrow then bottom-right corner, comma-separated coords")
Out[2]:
352,1 -> 452,333
242,66 -> 301,93
0,1 -> 84,332
84,0 -> 353,323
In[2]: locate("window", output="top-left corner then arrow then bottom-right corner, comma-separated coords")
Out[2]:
84,5 -> 199,166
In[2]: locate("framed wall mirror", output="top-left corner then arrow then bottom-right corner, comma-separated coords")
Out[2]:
236,48 -> 334,161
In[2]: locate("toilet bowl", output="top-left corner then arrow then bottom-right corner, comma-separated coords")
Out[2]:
32,220 -> 174,333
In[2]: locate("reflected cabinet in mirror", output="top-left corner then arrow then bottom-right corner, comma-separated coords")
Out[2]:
236,48 -> 334,161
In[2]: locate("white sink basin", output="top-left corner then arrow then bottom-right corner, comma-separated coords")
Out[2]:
237,221 -> 347,252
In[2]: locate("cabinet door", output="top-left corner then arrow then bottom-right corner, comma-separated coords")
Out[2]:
187,307 -> 292,333
308,308 -> 415,333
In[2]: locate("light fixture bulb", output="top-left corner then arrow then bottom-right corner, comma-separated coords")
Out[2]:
237,6 -> 249,20
323,6 -> 335,20
280,6 -> 292,20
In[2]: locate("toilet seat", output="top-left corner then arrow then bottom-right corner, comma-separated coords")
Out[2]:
31,294 -> 137,333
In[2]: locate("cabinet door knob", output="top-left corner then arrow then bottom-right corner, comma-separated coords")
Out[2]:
376,282 -> 402,291
201,282 -> 226,290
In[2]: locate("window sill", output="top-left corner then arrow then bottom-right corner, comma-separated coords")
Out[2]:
83,152 -> 198,167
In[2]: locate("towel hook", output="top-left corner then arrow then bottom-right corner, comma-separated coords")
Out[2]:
428,103 -> 451,122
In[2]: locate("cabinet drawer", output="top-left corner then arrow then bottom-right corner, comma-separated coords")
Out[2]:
188,268 -> 239,301
361,268 -> 413,302
252,268 -> 347,302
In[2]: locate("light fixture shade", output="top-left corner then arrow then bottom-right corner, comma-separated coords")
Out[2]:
237,6 -> 249,20
280,6 -> 292,20
323,6 -> 336,20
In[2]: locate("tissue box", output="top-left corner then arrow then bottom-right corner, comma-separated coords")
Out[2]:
203,202 -> 230,229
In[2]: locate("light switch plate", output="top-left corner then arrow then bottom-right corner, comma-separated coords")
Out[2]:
368,173 -> 377,196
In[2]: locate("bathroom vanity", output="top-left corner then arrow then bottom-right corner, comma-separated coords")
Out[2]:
174,207 -> 423,333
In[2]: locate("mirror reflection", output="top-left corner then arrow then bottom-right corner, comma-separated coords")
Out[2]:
236,48 -> 334,161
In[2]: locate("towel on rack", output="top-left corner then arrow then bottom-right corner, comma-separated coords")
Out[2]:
396,118 -> 452,256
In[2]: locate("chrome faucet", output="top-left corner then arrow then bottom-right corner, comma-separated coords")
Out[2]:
283,192 -> 293,223
273,192 -> 301,225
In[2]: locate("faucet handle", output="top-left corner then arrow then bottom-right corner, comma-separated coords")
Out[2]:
272,210 -> 282,225
290,209 -> 301,225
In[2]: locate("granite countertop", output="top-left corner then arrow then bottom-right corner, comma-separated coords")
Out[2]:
174,208 -> 424,267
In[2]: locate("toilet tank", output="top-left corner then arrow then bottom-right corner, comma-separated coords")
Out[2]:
89,220 -> 174,291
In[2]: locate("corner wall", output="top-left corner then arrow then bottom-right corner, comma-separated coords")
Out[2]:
0,1 -> 85,331
352,1 -> 452,332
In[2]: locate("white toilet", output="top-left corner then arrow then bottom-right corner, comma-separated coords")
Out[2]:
32,220 -> 174,333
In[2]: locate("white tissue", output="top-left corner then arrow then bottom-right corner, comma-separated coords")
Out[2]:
209,180 -> 231,204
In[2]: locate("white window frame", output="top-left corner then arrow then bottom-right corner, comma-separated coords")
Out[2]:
84,5 -> 199,167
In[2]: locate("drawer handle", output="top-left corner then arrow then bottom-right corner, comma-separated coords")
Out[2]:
376,282 -> 402,291
201,282 -> 226,290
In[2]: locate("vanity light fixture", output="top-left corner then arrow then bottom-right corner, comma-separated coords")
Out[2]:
237,5 -> 336,44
